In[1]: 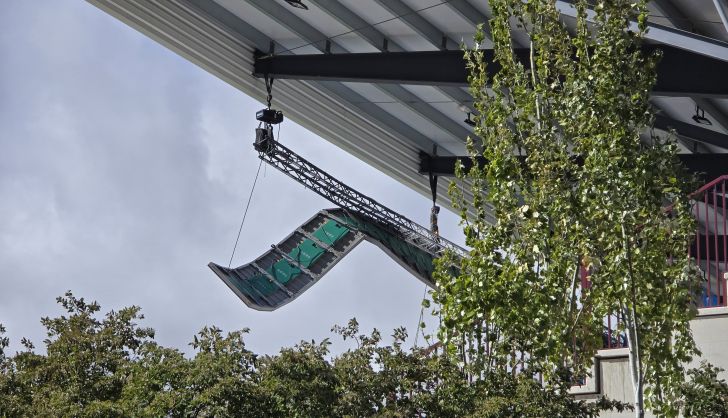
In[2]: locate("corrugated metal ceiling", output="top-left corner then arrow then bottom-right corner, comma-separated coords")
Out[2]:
87,0 -> 728,222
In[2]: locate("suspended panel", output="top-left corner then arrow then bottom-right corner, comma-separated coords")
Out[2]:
209,208 -> 445,311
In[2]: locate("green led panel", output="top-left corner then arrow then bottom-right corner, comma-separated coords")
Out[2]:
209,208 -> 448,311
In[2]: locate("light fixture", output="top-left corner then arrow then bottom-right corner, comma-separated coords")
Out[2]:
464,112 -> 476,127
458,104 -> 470,113
692,105 -> 712,126
285,0 -> 309,10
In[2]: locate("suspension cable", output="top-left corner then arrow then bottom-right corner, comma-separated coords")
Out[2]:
228,159 -> 264,268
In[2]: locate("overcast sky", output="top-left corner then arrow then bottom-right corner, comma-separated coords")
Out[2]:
0,0 -> 466,355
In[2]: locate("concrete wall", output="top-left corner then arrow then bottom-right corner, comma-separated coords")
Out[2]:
688,306 -> 728,375
572,307 -> 728,417
574,349 -> 655,418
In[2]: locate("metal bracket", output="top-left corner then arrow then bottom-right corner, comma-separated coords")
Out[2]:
229,267 -> 280,304
250,261 -> 294,297
271,245 -> 318,280
296,227 -> 343,258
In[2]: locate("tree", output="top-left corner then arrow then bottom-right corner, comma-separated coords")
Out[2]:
433,1 -> 700,417
330,319 -> 476,417
259,339 -> 337,417
180,326 -> 271,417
117,341 -> 189,416
0,323 -> 15,415
470,370 -> 628,418
0,292 -> 626,417
679,362 -> 728,418
0,292 -> 155,417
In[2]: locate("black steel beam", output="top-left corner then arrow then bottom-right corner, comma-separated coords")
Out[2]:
419,153 -> 728,182
254,49 -> 477,86
254,45 -> 728,98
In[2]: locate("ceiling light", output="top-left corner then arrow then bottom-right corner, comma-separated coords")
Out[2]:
692,106 -> 712,126
285,0 -> 309,10
464,112 -> 476,127
458,104 -> 470,113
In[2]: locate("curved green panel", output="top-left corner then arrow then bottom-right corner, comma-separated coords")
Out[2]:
210,208 -> 457,311
330,212 -> 436,281
210,212 -> 364,310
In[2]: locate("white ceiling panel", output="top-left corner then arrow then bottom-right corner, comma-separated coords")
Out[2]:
385,33 -> 440,50
401,85 -> 474,129
374,102 -> 465,151
341,81 -> 398,103
272,0 -> 350,37
464,0 -> 493,19
214,0 -> 299,43
673,0 -> 727,41
654,97 -> 728,134
410,1 -> 480,35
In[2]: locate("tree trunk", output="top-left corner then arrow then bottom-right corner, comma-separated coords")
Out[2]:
624,308 -> 645,418
622,225 -> 645,418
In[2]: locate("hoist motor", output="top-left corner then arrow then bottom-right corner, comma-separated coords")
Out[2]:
256,108 -> 283,125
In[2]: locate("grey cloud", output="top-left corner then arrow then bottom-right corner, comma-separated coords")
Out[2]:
0,0 -> 464,356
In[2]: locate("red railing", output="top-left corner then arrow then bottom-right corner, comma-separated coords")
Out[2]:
602,313 -> 628,349
579,264 -> 629,349
690,175 -> 728,309
597,175 -> 728,349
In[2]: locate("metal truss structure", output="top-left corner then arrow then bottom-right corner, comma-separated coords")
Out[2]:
254,128 -> 466,258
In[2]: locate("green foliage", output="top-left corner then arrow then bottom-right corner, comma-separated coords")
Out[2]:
470,370 -> 629,418
0,292 -> 155,417
680,362 -> 728,418
433,0 -> 701,416
260,339 -> 337,417
0,293 -> 626,417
